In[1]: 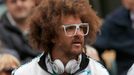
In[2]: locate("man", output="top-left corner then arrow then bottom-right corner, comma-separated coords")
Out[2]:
93,0 -> 134,75
0,0 -> 39,62
12,0 -> 109,75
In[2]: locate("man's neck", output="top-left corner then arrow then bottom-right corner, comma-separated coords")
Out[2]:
16,21 -> 29,32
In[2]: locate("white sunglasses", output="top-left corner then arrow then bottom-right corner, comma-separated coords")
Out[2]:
62,23 -> 89,36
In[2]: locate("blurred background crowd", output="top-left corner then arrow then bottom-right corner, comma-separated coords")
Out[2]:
0,0 -> 134,75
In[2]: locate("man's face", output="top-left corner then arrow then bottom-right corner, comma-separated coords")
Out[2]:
6,0 -> 35,20
122,0 -> 134,12
54,16 -> 89,56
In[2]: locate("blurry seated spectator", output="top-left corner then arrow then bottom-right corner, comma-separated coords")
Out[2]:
93,0 -> 134,75
0,0 -> 41,63
0,54 -> 20,75
0,40 -> 20,59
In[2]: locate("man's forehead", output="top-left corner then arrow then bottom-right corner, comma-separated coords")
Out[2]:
62,16 -> 81,24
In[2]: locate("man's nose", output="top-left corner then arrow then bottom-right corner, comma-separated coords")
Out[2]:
75,28 -> 84,36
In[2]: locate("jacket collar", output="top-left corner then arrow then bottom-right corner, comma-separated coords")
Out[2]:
38,52 -> 89,74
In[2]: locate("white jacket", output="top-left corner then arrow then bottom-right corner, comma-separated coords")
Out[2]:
127,64 -> 134,75
12,53 -> 109,75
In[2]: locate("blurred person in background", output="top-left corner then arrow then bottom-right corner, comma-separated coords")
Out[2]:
0,53 -> 20,75
0,0 -> 40,63
12,0 -> 109,75
0,39 -> 20,59
93,0 -> 134,75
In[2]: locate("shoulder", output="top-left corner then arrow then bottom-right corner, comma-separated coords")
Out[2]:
88,58 -> 109,75
104,6 -> 130,26
127,64 -> 134,75
106,6 -> 129,19
12,57 -> 40,75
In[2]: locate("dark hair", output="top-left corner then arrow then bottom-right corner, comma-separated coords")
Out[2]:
28,0 -> 101,53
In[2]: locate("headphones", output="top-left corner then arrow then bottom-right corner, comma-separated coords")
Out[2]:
45,54 -> 82,74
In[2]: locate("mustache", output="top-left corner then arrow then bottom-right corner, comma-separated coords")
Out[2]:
72,36 -> 84,44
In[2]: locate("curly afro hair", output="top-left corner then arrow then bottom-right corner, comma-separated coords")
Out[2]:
28,0 -> 101,53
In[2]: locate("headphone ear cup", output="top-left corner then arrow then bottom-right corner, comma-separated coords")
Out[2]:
65,59 -> 80,74
52,59 -> 65,74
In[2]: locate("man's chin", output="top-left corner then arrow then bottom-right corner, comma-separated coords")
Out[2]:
13,13 -> 29,19
71,49 -> 82,56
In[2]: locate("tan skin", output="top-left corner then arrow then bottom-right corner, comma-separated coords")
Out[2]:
51,16 -> 85,75
0,64 -> 18,75
5,0 -> 35,32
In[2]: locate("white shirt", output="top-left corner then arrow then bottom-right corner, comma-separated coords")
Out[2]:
127,64 -> 134,75
12,53 -> 109,75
